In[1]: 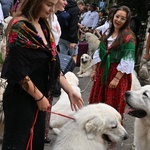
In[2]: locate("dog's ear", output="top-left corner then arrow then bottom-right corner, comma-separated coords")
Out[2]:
85,35 -> 90,41
85,117 -> 104,140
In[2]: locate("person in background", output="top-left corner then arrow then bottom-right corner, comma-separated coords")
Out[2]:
89,6 -> 135,120
79,5 -> 87,23
79,3 -> 99,32
0,3 -> 4,22
0,0 -> 13,18
97,9 -> 107,26
86,3 -> 90,11
98,0 -> 106,10
45,0 -> 68,143
1,0 -> 83,149
144,28 -> 150,61
57,0 -> 84,63
94,6 -> 117,39
130,8 -> 141,60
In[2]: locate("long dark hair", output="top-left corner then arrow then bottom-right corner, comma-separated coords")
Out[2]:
104,5 -> 133,50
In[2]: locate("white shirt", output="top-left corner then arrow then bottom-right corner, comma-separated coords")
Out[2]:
48,14 -> 61,46
0,4 -> 4,23
93,36 -> 135,74
96,20 -> 110,35
81,10 -> 99,29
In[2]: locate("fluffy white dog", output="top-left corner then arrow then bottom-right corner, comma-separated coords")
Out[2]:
125,85 -> 150,150
50,72 -> 81,134
81,32 -> 100,56
77,53 -> 93,78
52,103 -> 129,150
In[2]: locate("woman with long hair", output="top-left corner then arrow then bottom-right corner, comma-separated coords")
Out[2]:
1,0 -> 83,149
89,5 -> 135,119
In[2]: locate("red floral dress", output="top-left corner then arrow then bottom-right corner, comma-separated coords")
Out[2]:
89,32 -> 135,118
89,63 -> 132,117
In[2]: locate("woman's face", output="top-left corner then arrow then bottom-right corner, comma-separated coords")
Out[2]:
55,0 -> 67,12
113,10 -> 127,30
39,0 -> 58,18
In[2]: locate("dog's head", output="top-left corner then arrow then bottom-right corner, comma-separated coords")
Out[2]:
75,103 -> 128,147
65,72 -> 79,86
125,85 -> 150,118
80,54 -> 92,65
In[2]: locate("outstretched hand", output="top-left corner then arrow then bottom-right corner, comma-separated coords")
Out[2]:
68,91 -> 84,111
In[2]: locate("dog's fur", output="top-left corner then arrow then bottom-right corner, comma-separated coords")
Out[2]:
81,32 -> 100,56
138,59 -> 150,85
52,103 -> 128,150
50,72 -> 81,134
131,70 -> 141,91
125,85 -> 150,150
0,76 -> 7,137
77,53 -> 93,78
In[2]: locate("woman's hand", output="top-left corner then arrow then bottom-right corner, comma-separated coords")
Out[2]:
68,91 -> 84,111
36,97 -> 51,111
109,78 -> 119,88
91,71 -> 96,81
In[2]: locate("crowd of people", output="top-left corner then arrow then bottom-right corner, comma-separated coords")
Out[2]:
0,0 -> 149,149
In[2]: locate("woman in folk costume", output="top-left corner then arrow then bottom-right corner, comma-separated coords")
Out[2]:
1,0 -> 83,149
89,5 -> 135,118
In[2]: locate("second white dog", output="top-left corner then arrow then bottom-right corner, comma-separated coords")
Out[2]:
77,53 -> 93,78
125,85 -> 150,150
50,72 -> 81,134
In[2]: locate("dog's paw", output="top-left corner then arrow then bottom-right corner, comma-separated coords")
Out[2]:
78,74 -> 83,78
52,128 -> 61,135
77,71 -> 81,75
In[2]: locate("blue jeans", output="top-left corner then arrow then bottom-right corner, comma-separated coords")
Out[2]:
58,38 -> 78,56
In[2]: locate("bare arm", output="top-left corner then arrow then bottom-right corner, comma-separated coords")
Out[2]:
109,71 -> 124,88
91,62 -> 100,81
20,76 -> 50,111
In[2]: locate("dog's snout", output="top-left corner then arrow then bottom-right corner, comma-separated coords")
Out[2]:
125,91 -> 131,98
123,133 -> 129,140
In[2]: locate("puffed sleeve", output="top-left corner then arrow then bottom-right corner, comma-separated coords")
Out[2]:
117,33 -> 136,74
92,49 -> 101,64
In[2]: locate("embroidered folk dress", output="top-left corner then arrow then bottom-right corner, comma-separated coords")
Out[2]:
89,32 -> 135,117
1,17 -> 60,150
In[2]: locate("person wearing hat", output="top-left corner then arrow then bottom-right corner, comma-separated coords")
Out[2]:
79,3 -> 99,31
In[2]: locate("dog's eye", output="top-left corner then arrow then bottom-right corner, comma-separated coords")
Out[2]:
143,92 -> 148,97
111,125 -> 117,129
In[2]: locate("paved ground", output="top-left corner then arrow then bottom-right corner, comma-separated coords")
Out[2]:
44,67 -> 135,150
0,67 -> 135,150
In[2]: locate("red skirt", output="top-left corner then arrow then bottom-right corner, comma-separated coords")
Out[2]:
89,63 -> 132,117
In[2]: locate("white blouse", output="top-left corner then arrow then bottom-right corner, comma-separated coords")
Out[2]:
48,14 -> 61,46
92,36 -> 135,74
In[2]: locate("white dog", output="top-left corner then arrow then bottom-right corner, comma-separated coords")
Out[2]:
0,76 -> 7,137
81,32 -> 100,56
52,103 -> 129,150
125,85 -> 150,150
77,53 -> 93,78
50,72 -> 81,134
